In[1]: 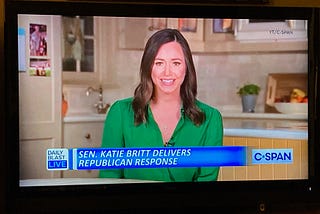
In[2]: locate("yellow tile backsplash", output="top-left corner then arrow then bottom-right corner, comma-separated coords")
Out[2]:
218,136 -> 308,181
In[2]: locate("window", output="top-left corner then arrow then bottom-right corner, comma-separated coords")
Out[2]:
62,16 -> 94,72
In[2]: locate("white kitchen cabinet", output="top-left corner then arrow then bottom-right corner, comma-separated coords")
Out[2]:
62,121 -> 104,178
62,17 -> 118,86
205,19 -> 307,52
62,16 -> 99,85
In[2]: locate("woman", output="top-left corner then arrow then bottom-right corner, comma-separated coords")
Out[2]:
99,28 -> 223,182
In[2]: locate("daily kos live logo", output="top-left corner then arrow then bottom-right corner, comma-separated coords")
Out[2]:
251,149 -> 293,164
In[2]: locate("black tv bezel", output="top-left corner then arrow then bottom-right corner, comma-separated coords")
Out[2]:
4,1 -> 320,213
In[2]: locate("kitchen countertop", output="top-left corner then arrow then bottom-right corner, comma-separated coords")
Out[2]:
223,118 -> 307,140
64,111 -> 308,122
221,111 -> 307,120
64,113 -> 107,123
63,112 -> 308,140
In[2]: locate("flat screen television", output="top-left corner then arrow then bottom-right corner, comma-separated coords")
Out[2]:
4,1 -> 320,213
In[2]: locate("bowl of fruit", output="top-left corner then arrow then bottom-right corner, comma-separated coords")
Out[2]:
274,88 -> 308,114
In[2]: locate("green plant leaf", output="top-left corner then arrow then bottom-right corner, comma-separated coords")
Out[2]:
237,83 -> 261,95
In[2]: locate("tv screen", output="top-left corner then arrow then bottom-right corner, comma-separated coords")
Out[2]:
4,1 -> 320,213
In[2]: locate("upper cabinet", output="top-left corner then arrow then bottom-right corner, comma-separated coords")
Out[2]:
62,16 -> 94,73
118,18 -> 308,53
234,19 -> 307,41
62,16 -> 119,85
62,16 -> 98,84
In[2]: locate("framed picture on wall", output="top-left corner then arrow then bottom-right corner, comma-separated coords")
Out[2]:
29,23 -> 47,57
148,18 -> 167,31
177,18 -> 197,32
212,19 -> 233,33
29,58 -> 51,76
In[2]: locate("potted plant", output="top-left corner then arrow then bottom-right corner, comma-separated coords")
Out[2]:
237,83 -> 261,113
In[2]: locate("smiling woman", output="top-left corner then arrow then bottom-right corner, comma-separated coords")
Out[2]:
150,41 -> 186,144
99,28 -> 224,182
151,41 -> 186,95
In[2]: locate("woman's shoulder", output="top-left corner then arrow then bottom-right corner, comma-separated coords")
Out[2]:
110,97 -> 133,110
113,97 -> 133,104
195,100 -> 221,115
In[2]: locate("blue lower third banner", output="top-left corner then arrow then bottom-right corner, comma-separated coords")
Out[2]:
46,146 -> 247,170
46,147 -> 294,170
73,146 -> 247,170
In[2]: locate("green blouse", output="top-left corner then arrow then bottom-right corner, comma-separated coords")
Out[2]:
99,97 -> 223,182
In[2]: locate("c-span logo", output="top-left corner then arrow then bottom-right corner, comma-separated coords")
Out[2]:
251,149 -> 293,164
47,148 -> 69,170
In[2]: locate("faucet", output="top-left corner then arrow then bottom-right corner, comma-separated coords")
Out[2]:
85,85 -> 110,114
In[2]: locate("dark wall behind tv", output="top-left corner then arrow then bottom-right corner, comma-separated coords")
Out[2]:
1,1 -> 320,214
1,1 -> 5,214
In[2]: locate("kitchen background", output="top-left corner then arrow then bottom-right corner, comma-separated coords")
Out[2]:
62,17 -> 308,115
65,50 -> 307,114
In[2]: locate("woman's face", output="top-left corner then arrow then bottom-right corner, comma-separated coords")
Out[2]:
151,41 -> 186,96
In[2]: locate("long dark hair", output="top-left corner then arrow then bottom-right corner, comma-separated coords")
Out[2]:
132,28 -> 205,126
